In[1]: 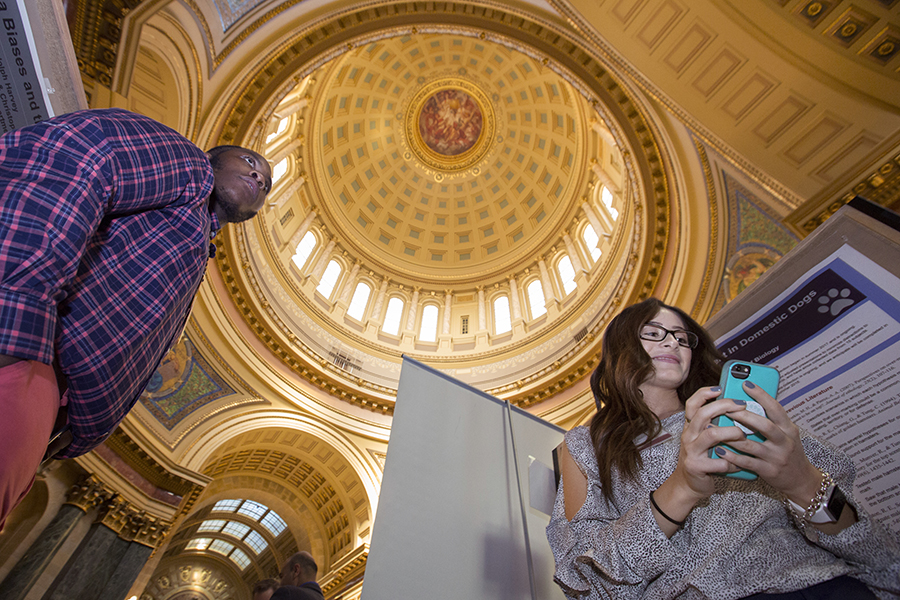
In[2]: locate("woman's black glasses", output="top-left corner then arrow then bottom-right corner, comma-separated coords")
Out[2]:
639,324 -> 698,348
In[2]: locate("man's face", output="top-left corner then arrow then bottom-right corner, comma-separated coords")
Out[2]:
208,147 -> 272,224
251,590 -> 274,600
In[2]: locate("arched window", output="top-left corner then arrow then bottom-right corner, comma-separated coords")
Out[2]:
382,297 -> 405,335
316,260 -> 342,298
292,231 -> 317,271
557,256 -> 576,295
601,187 -> 618,220
272,157 -> 288,185
211,499 -> 287,537
196,519 -> 268,554
266,117 -> 288,144
419,305 -> 439,342
186,499 -> 288,569
493,296 -> 511,334
347,282 -> 372,320
582,224 -> 602,263
526,280 -> 547,318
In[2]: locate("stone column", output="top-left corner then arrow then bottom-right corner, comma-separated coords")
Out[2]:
370,277 -> 389,323
590,117 -> 616,148
309,237 -> 336,283
270,175 -> 307,209
438,290 -> 453,350
582,200 -> 606,238
337,261 -> 361,305
0,505 -> 83,600
269,137 -> 303,166
508,276 -> 521,320
590,158 -> 619,194
475,286 -> 488,345
507,275 -> 525,336
0,476 -> 110,600
442,290 -> 452,335
405,288 -> 420,333
477,286 -> 487,331
563,231 -> 586,275
286,208 -> 316,252
274,95 -> 310,119
538,258 -> 556,305
43,490 -> 167,600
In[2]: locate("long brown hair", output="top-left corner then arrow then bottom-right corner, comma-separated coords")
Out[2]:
588,298 -> 723,504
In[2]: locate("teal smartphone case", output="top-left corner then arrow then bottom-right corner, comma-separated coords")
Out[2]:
710,360 -> 780,480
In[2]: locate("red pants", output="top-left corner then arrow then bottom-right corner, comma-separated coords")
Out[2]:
0,360 -> 60,531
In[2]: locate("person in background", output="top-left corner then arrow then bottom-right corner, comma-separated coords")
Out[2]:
547,297 -> 900,599
0,108 -> 272,530
251,578 -> 279,600
273,551 -> 324,600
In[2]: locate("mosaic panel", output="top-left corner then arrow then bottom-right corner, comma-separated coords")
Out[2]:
212,0 -> 265,32
140,338 -> 236,429
710,172 -> 801,312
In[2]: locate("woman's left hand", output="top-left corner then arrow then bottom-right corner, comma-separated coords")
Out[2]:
716,381 -> 822,506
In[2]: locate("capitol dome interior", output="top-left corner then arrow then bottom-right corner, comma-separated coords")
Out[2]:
1,0 -> 899,598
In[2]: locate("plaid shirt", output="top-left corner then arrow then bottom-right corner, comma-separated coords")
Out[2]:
0,109 -> 218,457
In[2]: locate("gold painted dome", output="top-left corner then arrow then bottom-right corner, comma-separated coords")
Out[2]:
307,34 -> 592,283
219,20 -> 670,411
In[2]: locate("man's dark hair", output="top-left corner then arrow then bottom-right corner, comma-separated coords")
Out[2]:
207,145 -> 244,168
252,578 -> 279,594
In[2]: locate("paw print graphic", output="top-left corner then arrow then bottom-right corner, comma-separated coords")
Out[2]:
818,288 -> 854,316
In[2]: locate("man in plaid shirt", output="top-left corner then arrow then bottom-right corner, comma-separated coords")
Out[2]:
0,109 -> 272,527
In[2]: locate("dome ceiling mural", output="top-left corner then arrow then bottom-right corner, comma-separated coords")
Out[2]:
307,34 -> 593,282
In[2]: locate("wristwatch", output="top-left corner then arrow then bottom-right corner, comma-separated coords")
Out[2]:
788,483 -> 845,523
821,484 -> 849,523
786,482 -> 852,524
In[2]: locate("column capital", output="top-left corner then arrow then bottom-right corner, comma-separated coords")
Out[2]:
65,475 -> 114,512
97,496 -> 170,548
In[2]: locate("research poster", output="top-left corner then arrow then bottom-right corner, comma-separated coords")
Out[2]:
0,0 -> 51,132
714,245 -> 900,531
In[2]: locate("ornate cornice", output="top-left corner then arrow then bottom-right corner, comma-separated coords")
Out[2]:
321,543 -> 368,596
786,151 -> 900,237
106,429 -> 197,497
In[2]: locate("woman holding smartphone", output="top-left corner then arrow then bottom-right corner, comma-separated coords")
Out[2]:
547,298 -> 899,599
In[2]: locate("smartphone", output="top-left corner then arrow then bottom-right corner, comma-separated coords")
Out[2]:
709,360 -> 779,480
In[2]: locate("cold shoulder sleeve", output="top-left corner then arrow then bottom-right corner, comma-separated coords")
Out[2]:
546,427 -> 683,599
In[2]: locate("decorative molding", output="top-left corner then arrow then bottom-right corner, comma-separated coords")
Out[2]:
785,151 -> 900,236
105,429 -> 198,497
689,137 -> 720,322
321,543 -> 368,596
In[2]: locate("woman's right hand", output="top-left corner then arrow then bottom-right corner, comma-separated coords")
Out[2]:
650,386 -> 748,536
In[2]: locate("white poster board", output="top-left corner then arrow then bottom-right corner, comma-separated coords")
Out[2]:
707,202 -> 900,532
362,356 -> 566,600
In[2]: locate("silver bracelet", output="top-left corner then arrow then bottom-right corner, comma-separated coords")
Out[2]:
783,470 -> 833,523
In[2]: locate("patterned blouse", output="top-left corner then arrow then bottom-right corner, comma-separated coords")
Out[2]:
546,413 -> 900,599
